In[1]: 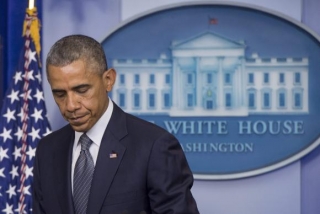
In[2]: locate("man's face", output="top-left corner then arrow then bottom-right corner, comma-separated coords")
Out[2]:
47,60 -> 115,132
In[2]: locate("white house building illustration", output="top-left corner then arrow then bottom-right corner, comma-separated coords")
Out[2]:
110,31 -> 309,116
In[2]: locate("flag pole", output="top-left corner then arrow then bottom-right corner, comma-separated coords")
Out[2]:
19,2 -> 39,213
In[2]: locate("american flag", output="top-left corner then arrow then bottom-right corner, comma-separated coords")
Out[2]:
0,8 -> 51,214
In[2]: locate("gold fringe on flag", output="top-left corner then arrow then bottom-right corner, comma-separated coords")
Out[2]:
23,7 -> 41,67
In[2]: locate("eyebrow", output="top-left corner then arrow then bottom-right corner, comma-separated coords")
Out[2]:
52,84 -> 91,93
72,84 -> 91,91
52,89 -> 65,93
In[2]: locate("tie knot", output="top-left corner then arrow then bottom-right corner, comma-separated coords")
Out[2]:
79,133 -> 92,151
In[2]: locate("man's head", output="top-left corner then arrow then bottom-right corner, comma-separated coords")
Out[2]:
46,34 -> 107,75
46,35 -> 116,132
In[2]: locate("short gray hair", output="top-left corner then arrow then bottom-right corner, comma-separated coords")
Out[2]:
46,35 -> 108,76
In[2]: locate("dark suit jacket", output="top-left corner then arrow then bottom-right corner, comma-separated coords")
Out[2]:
33,103 -> 199,214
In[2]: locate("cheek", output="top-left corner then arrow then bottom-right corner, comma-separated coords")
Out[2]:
81,97 -> 99,112
82,87 -> 107,113
54,99 -> 66,112
89,94 -> 107,114
54,100 -> 69,120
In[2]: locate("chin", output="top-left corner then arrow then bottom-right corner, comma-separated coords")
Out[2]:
70,124 -> 89,133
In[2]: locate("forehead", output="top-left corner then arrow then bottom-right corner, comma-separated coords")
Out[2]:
47,60 -> 98,87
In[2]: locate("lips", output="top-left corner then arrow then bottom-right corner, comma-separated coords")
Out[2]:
67,114 -> 88,126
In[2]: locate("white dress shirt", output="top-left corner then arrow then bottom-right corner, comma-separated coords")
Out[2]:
71,98 -> 114,192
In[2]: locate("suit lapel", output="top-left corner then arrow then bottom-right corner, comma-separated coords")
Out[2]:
87,103 -> 127,214
53,126 -> 75,214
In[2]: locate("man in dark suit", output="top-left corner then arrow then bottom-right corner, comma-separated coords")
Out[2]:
32,35 -> 199,214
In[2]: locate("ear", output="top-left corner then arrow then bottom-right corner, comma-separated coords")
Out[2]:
103,68 -> 116,92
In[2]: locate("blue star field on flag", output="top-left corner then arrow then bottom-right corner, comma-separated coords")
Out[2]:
0,20 -> 51,214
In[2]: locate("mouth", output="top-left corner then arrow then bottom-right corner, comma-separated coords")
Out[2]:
67,114 -> 88,126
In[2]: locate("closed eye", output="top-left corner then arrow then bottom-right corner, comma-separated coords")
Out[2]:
73,84 -> 91,94
52,90 -> 66,98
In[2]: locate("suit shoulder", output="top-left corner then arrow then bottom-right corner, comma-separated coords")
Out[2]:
42,124 -> 72,140
38,124 -> 73,148
125,113 -> 168,136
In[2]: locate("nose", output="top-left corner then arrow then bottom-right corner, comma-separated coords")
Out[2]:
66,93 -> 81,112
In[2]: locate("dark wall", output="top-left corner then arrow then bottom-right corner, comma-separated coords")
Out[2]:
0,0 -> 42,108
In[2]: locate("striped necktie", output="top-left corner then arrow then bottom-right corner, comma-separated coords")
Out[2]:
73,133 -> 95,214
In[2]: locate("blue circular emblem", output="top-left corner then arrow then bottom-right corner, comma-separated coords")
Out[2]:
101,2 -> 320,179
